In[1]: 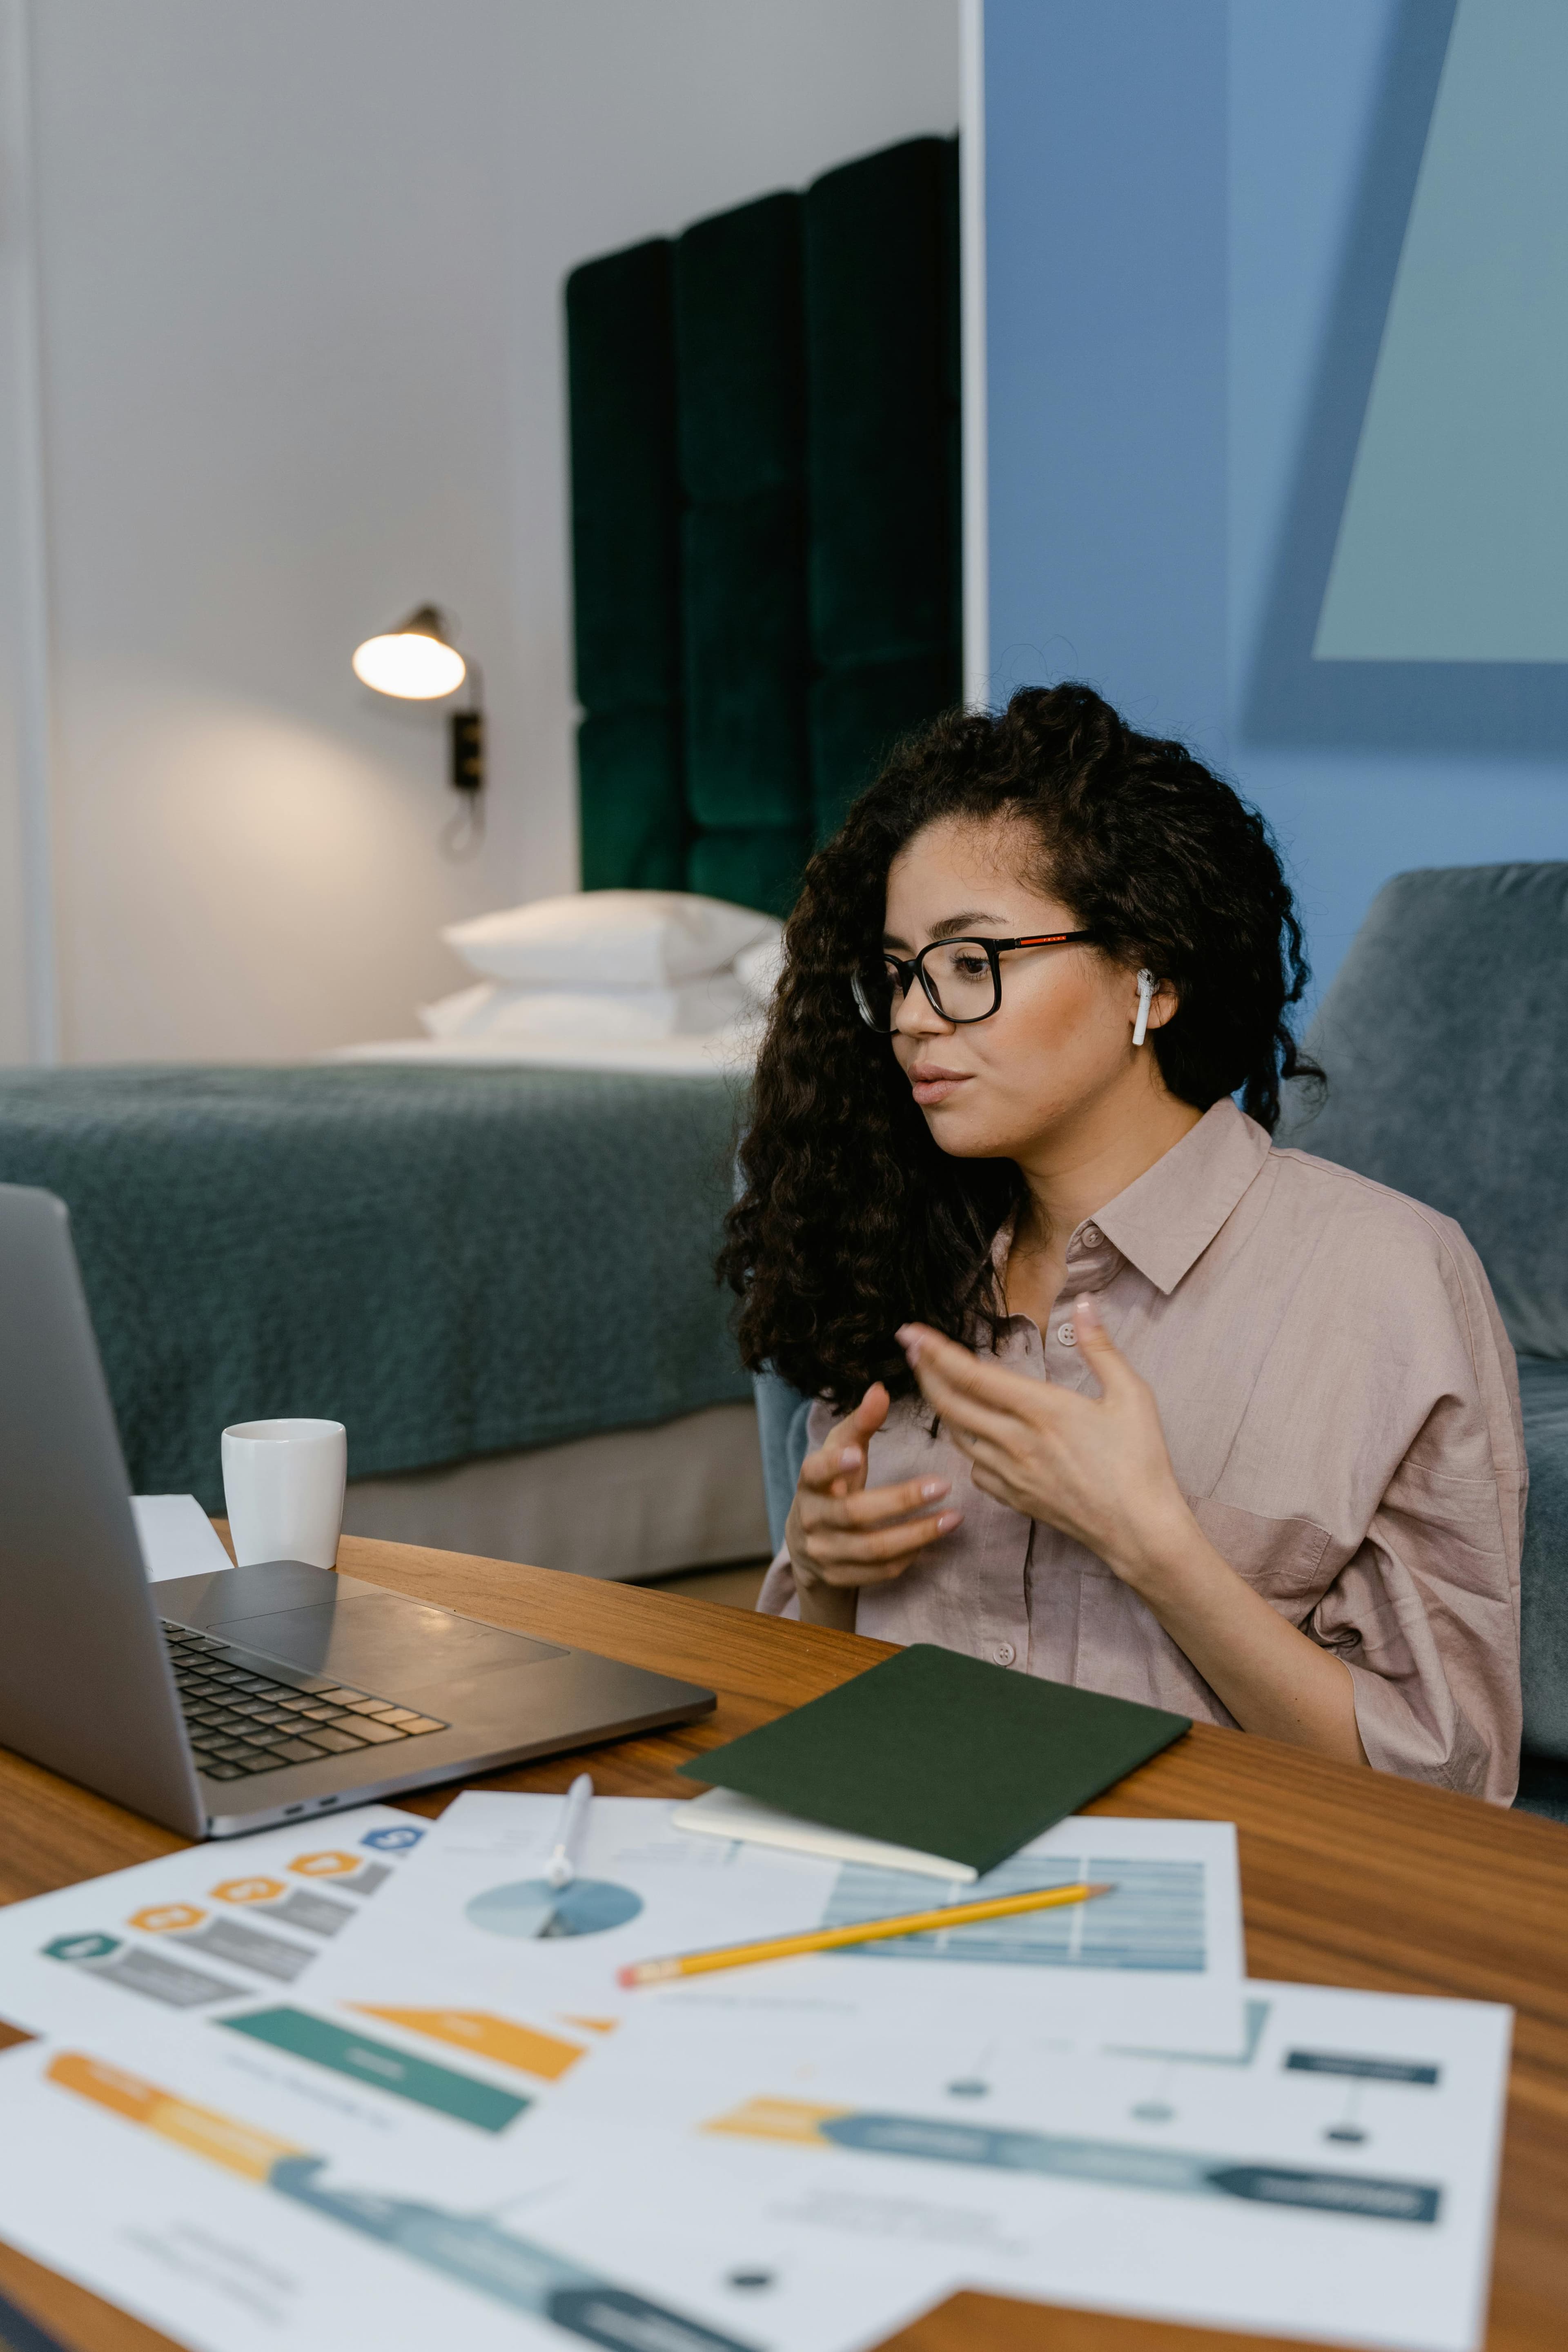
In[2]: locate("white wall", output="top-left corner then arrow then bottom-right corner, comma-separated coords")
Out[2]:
0,0 -> 959,1064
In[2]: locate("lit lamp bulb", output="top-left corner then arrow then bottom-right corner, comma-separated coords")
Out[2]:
352,604 -> 466,700
352,602 -> 485,827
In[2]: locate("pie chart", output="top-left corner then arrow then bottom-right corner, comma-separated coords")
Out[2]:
464,1878 -> 644,1939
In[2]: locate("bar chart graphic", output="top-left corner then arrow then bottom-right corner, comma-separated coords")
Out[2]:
49,2049 -> 758,2352
704,2096 -> 1442,2224
822,1856 -> 1206,1971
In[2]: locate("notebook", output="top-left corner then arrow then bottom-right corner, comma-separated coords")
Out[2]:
676,1644 -> 1190,1876
671,1785 -> 985,1881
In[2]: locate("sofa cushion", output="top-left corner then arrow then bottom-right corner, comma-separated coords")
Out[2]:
1515,1754 -> 1568,1822
1518,1358 -> 1568,1764
1280,862 -> 1568,1360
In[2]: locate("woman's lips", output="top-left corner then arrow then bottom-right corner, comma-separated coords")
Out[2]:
909,1065 -> 971,1107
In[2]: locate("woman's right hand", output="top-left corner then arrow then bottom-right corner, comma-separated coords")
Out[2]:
783,1381 -> 962,1628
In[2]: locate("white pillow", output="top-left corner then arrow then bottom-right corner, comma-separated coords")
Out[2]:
735,933 -> 786,1009
419,972 -> 749,1043
442,891 -> 780,987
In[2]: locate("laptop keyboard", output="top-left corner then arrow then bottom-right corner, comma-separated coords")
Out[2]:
162,1622 -> 448,1782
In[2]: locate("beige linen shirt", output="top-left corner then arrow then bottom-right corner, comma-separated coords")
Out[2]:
758,1100 -> 1525,1802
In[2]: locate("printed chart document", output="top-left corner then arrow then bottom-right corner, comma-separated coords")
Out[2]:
0,1805 -> 428,2044
0,1995 -> 938,2352
0,1792 -> 1508,2352
0,1967 -> 1509,2352
278,1792 -> 1247,2147
516,1976 -> 1514,2352
301,1790 -> 1245,2034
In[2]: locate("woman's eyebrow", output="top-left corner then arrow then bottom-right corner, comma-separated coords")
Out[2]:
929,910 -> 1009,940
881,911 -> 1011,950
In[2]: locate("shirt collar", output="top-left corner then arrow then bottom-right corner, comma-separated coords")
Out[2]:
1091,1098 -> 1272,1294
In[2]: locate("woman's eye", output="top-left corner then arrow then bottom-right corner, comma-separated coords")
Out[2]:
951,953 -> 989,978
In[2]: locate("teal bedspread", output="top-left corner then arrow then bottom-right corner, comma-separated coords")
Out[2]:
0,1064 -> 751,1512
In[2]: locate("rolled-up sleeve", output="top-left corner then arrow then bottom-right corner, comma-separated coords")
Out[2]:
756,1541 -> 800,1618
1306,1237 -> 1524,1804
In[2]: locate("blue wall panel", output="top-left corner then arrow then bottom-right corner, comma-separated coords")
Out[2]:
984,0 -> 1568,1002
985,0 -> 1227,748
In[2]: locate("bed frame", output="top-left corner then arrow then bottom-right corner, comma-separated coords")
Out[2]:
567,136 -> 962,922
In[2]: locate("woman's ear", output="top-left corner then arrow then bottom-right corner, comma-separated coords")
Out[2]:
1145,976 -> 1178,1033
1132,968 -> 1178,1042
1133,969 -> 1154,1046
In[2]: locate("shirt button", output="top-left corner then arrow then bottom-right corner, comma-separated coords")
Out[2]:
1056,1322 -> 1076,1346
993,1642 -> 1016,1666
1081,1225 -> 1102,1247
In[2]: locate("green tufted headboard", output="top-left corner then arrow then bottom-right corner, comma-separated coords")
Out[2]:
566,137 -> 962,920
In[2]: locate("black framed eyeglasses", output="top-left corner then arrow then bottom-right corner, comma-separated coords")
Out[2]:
851,931 -> 1096,1031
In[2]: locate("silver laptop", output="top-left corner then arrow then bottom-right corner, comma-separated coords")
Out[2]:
0,1183 -> 715,1838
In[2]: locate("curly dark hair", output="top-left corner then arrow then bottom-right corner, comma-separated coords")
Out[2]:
719,682 -> 1321,1405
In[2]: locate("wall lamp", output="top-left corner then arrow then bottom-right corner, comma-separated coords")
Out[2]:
352,604 -> 484,810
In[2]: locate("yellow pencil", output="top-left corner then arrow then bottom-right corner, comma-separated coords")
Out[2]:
617,1879 -> 1115,1987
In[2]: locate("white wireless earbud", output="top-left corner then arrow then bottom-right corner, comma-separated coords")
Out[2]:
1133,968 -> 1155,1047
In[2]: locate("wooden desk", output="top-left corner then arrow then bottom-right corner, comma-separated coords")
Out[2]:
2,1533 -> 1566,2352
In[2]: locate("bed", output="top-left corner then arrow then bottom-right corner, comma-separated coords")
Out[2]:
0,138 -> 962,1585
329,1028 -> 755,1076
0,1059 -> 766,1581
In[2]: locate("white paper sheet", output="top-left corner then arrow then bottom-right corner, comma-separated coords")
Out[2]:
131,1493 -> 235,1583
0,1967 -> 1509,2352
510,1975 -> 1513,2352
0,1805 -> 428,2043
293,1794 -> 1247,2105
0,2004 -> 933,2352
0,1788 -> 1507,2352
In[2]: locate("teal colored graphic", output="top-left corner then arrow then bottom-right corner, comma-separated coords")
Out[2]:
219,2008 -> 527,2132
465,1878 -> 644,1940
813,2109 -> 1440,2223
1285,2051 -> 1439,2085
44,1933 -> 120,1964
362,1825 -> 425,1852
270,2156 -> 757,2350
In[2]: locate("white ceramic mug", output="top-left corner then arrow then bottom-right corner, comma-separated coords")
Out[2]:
221,1417 -> 347,1570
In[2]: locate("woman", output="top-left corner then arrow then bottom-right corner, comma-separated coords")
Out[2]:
723,686 -> 1523,1801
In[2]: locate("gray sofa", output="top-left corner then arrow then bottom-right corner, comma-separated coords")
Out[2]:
1277,861 -> 1568,1822
755,860 -> 1568,1821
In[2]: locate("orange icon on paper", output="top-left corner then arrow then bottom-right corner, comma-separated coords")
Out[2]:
129,1903 -> 205,1934
212,1878 -> 285,1906
353,2007 -> 587,2082
289,1851 -> 359,1879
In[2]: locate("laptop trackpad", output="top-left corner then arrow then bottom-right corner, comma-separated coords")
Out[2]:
206,1590 -> 567,1698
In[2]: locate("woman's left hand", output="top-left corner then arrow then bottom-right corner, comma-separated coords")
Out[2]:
896,1296 -> 1191,1592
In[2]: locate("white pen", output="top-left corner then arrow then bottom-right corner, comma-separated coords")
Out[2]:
544,1773 -> 595,1888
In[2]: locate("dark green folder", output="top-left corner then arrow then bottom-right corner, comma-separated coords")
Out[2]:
677,1646 -> 1189,1876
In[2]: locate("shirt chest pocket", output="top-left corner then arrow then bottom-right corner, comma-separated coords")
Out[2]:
1185,1495 -> 1334,1609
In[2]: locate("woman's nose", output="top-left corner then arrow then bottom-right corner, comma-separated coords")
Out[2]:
893,984 -> 953,1038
